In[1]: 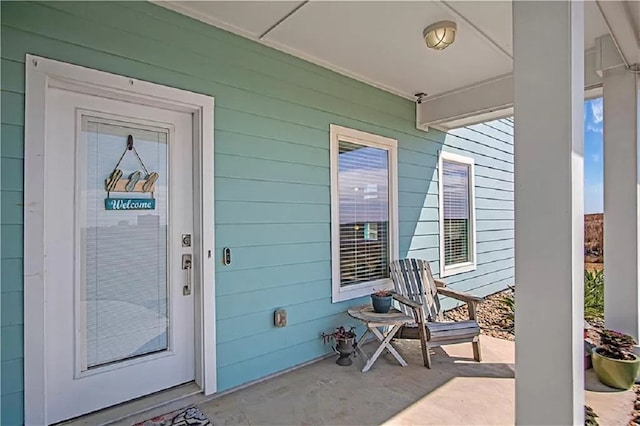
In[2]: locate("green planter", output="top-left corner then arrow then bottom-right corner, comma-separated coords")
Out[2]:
592,348 -> 640,390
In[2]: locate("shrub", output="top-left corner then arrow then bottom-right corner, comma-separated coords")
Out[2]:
584,269 -> 604,321
585,405 -> 599,426
498,286 -> 515,331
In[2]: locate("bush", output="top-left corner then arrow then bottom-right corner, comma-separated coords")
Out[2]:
498,286 -> 515,331
584,269 -> 604,321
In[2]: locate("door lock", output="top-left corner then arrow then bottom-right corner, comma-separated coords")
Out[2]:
182,254 -> 192,296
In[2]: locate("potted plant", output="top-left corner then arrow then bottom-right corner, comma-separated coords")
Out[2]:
592,329 -> 640,390
371,289 -> 393,313
585,405 -> 599,426
321,326 -> 357,366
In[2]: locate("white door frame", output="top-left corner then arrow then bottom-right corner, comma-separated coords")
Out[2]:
23,55 -> 216,425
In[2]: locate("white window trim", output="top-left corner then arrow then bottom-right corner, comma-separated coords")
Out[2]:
23,55 -> 216,425
438,151 -> 477,277
330,124 -> 399,303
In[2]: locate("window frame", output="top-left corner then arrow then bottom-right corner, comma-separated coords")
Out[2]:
438,151 -> 477,277
330,124 -> 399,303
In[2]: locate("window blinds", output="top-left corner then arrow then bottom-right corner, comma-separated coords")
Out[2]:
338,140 -> 390,287
83,119 -> 169,369
442,160 -> 471,266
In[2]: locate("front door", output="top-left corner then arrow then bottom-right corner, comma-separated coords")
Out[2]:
44,87 -> 195,423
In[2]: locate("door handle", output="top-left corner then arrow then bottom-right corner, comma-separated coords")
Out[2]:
182,254 -> 192,296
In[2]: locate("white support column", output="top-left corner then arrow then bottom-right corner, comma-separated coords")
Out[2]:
603,67 -> 639,340
513,2 -> 584,425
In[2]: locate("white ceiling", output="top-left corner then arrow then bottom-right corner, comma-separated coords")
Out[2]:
630,1 -> 640,34
178,1 -> 303,38
267,1 -> 514,98
160,1 -> 612,100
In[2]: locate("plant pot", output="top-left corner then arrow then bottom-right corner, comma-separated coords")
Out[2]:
584,353 -> 593,370
592,348 -> 640,390
584,340 -> 595,370
371,294 -> 392,313
334,337 -> 356,366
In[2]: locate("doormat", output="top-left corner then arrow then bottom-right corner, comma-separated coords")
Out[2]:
134,406 -> 212,426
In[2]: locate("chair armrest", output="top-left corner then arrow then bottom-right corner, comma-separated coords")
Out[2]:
438,288 -> 484,303
392,293 -> 422,309
434,278 -> 447,288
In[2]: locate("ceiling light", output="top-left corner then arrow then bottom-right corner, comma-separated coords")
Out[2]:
423,21 -> 457,50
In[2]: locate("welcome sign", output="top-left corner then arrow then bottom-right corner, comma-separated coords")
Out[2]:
105,198 -> 156,211
104,134 -> 158,211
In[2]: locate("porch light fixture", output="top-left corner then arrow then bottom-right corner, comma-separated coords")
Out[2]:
423,21 -> 457,50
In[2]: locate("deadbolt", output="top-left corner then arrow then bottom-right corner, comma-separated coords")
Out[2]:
182,234 -> 192,247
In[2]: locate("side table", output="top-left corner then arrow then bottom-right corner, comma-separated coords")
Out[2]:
347,304 -> 413,372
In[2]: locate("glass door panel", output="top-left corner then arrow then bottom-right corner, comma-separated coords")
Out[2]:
80,116 -> 169,370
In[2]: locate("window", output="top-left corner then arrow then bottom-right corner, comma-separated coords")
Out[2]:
330,125 -> 398,303
439,151 -> 477,277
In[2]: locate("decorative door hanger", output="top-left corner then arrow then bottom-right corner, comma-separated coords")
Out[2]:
104,135 -> 158,210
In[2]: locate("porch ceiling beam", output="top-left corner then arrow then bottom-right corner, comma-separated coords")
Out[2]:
595,34 -> 627,76
596,0 -> 640,68
416,50 -> 601,131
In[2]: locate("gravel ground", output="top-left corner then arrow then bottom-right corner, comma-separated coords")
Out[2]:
443,287 -> 605,342
443,287 -> 515,341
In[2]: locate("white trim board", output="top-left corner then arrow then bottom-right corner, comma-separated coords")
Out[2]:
438,150 -> 477,278
329,124 -> 399,303
23,55 -> 216,425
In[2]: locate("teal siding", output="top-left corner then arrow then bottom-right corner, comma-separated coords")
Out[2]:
0,2 -> 513,424
438,119 -> 515,303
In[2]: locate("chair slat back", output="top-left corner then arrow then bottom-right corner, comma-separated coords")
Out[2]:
389,259 -> 442,322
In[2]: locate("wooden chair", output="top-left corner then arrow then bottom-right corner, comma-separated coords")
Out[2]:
389,258 -> 484,368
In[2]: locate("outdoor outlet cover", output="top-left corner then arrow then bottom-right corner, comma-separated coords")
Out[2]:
274,309 -> 287,327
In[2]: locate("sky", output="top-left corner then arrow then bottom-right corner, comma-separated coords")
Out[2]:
584,97 -> 603,214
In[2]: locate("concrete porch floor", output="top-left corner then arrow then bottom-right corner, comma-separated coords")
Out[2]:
125,335 -> 633,425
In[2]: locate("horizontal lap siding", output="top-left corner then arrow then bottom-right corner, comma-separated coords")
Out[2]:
437,119 -> 515,309
1,63 -> 26,426
0,2 -> 514,423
